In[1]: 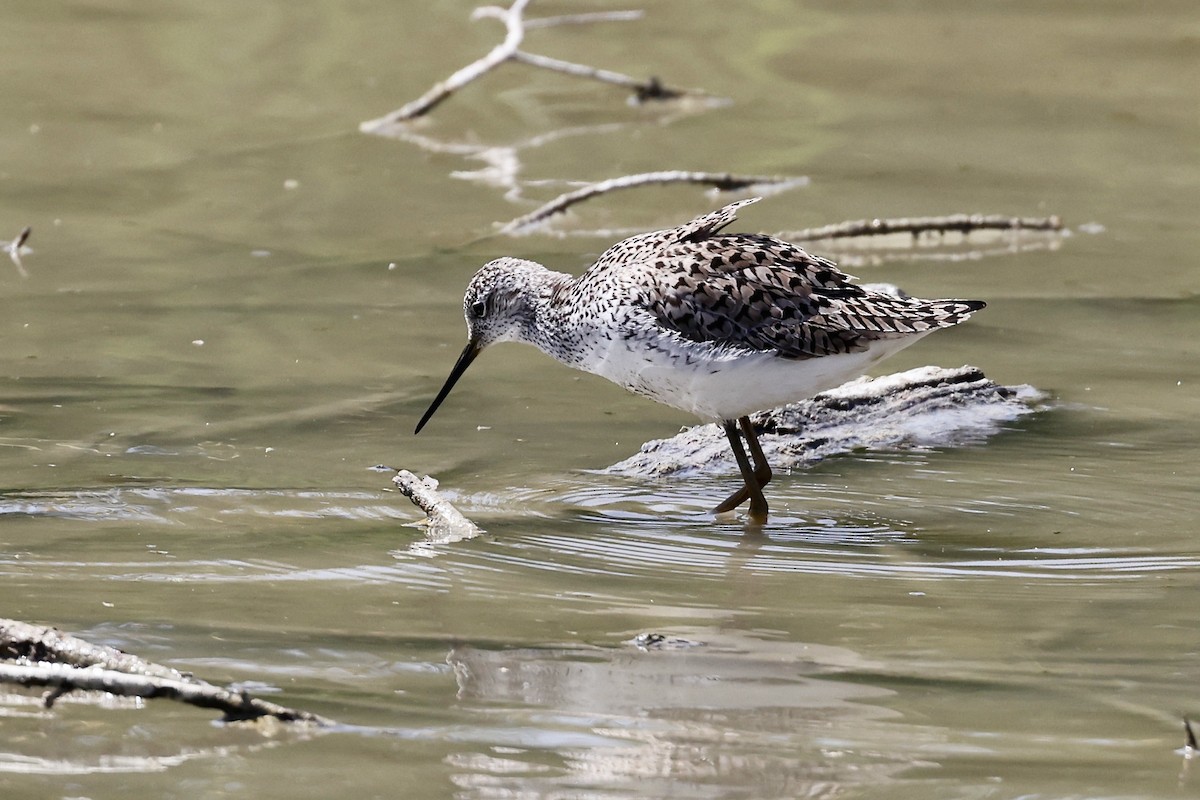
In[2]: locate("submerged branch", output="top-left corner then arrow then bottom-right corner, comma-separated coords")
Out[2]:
0,618 -> 333,726
498,171 -> 808,234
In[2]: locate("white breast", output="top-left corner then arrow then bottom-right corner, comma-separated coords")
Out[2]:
577,331 -> 930,422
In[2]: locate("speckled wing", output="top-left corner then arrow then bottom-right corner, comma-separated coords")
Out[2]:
638,218 -> 984,360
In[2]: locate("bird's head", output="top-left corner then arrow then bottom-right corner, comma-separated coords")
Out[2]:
414,258 -> 548,434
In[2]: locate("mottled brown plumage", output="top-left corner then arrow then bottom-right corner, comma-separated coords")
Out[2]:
591,197 -> 983,361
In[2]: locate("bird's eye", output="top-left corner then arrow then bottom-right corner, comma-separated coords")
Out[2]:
470,300 -> 487,318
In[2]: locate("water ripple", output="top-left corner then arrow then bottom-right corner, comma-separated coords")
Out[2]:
2,485 -> 1195,590
0,487 -> 412,524
468,528 -> 1200,584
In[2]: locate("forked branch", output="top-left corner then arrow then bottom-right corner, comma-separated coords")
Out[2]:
361,0 -> 694,131
498,171 -> 809,234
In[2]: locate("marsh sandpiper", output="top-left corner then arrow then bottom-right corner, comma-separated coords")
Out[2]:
415,198 -> 985,522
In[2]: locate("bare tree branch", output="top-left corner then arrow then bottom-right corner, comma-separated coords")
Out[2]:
0,662 -> 332,725
361,1 -> 697,132
497,171 -> 808,235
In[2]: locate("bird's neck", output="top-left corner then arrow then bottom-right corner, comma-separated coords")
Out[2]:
517,268 -> 590,366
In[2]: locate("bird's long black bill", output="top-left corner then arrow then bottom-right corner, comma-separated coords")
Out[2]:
414,341 -> 480,434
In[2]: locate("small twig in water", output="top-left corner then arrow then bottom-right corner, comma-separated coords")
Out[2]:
392,470 -> 483,538
497,171 -> 808,235
5,226 -> 31,277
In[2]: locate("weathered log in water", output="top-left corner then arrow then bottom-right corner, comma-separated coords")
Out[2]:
605,365 -> 1042,478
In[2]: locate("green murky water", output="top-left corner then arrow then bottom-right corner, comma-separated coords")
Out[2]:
2,2 -> 1198,798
